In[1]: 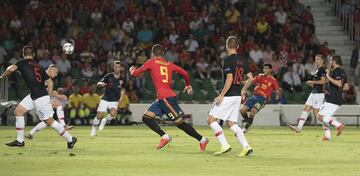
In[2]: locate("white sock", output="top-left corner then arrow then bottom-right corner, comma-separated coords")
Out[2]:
200,137 -> 207,143
322,122 -> 331,139
29,121 -> 47,136
230,125 -> 249,149
106,114 -> 113,122
210,122 -> 229,147
93,117 -> 100,127
100,118 -> 107,127
323,116 -> 341,128
50,121 -> 73,142
161,134 -> 171,140
297,111 -> 309,130
57,106 -> 66,126
15,116 -> 25,143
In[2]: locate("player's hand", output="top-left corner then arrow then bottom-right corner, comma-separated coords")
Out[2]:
129,66 -> 136,75
214,95 -> 224,105
183,85 -> 193,95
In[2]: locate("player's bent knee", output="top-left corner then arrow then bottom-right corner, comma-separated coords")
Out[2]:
14,105 -> 27,116
174,117 -> 184,125
250,108 -> 257,116
227,121 -> 236,128
142,114 -> 154,121
318,115 -> 323,122
207,116 -> 216,124
240,108 -> 247,114
44,118 -> 55,126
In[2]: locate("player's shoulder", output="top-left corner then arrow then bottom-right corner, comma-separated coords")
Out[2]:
15,59 -> 26,65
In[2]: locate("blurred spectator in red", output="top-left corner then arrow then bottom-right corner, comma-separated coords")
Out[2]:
80,79 -> 89,95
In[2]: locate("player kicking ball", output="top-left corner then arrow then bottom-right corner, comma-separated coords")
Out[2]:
317,55 -> 346,141
1,46 -> 76,149
90,61 -> 126,136
207,36 -> 253,157
25,88 -> 74,140
288,55 -> 327,133
240,63 -> 280,133
130,44 -> 209,151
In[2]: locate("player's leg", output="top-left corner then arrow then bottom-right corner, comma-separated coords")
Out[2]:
90,111 -> 105,136
317,112 -> 331,141
36,96 -> 76,148
6,95 -> 33,147
290,94 -> 313,132
99,102 -> 118,130
243,107 -> 259,132
56,105 -> 66,126
26,121 -> 47,139
142,101 -> 171,149
320,103 -> 344,136
159,97 -> 208,150
227,97 -> 252,157
208,97 -> 235,154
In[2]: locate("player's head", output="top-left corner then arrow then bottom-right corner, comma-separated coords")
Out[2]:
315,54 -> 327,68
151,44 -> 164,57
225,36 -> 239,52
22,45 -> 34,59
263,63 -> 272,75
46,64 -> 58,78
57,87 -> 65,95
330,55 -> 342,68
113,61 -> 123,74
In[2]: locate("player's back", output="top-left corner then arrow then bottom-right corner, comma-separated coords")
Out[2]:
16,59 -> 49,99
223,54 -> 250,97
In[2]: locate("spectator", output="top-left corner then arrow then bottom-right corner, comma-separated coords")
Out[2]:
184,34 -> 199,54
169,30 -> 179,44
8,51 -> 21,65
9,15 -> 22,31
69,86 -> 85,119
90,8 -> 102,24
302,6 -> 315,33
282,64 -> 303,92
80,79 -> 89,95
81,58 -> 95,79
0,45 -> 7,66
165,46 -> 179,63
135,50 -> 147,66
225,5 -> 240,24
38,53 -> 53,69
271,54 -> 282,76
137,24 -> 153,49
249,44 -> 264,65
263,45 -> 274,64
195,57 -> 210,79
82,84 -> 100,117
126,79 -> 140,103
304,55 -> 316,80
343,81 -> 357,104
56,53 -> 71,76
122,17 -> 135,33
350,43 -> 360,85
274,6 -> 287,25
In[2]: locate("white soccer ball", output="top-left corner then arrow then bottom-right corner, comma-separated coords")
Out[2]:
63,43 -> 74,55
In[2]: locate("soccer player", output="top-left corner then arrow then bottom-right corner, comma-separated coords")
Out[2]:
90,61 -> 126,136
240,63 -> 280,133
289,55 -> 327,133
207,36 -> 253,156
317,55 -> 346,141
25,88 -> 74,139
1,46 -> 77,148
130,44 -> 209,151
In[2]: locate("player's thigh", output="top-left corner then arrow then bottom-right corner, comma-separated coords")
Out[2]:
34,95 -> 54,121
227,96 -> 242,123
108,102 -> 119,117
243,96 -> 256,112
304,93 -> 315,110
312,93 -> 325,109
209,96 -> 238,122
16,94 -> 34,115
319,102 -> 339,117
97,100 -> 110,113
159,97 -> 184,121
251,95 -> 266,114
146,100 -> 164,118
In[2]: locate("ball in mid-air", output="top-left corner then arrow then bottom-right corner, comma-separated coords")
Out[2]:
63,43 -> 74,55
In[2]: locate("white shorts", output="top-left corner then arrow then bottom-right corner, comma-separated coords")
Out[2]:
305,93 -> 325,109
209,96 -> 241,122
97,99 -> 118,112
319,102 -> 340,117
19,94 -> 54,121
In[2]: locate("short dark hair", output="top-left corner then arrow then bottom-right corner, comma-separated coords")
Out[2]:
22,45 -> 33,57
226,36 -> 239,49
264,63 -> 272,69
114,61 -> 123,66
331,55 -> 342,66
152,44 -> 164,57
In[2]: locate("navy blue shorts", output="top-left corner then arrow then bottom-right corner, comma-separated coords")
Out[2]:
148,96 -> 184,121
244,94 -> 266,111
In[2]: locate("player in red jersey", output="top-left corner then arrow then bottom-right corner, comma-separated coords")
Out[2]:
240,63 -> 281,133
130,44 -> 209,151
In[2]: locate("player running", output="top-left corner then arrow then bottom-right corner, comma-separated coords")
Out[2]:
207,36 -> 253,156
288,55 -> 327,133
130,44 -> 209,151
25,88 -> 73,140
90,61 -> 126,136
1,46 -> 77,148
317,55 -> 346,141
240,63 -> 280,133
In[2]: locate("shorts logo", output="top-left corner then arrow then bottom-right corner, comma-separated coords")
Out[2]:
39,110 -> 44,118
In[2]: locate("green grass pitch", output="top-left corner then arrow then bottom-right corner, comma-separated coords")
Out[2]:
0,126 -> 360,176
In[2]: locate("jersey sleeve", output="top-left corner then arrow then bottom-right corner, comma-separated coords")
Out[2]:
42,68 -> 50,80
223,58 -> 234,75
99,74 -> 110,83
272,78 -> 280,91
318,67 -> 326,77
131,60 -> 152,77
172,63 -> 190,86
121,78 -> 127,90
253,75 -> 260,84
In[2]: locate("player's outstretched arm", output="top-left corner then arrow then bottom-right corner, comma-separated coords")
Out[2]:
46,78 -> 54,94
0,64 -> 17,79
241,72 -> 254,96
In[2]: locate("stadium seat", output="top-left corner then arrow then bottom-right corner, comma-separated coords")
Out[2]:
206,90 -> 217,102
216,80 -> 223,91
179,92 -> 192,102
193,91 -> 206,103
173,80 -> 185,91
201,78 -> 213,91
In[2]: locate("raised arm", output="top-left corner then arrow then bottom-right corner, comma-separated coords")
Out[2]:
241,72 -> 254,96
0,64 -> 18,79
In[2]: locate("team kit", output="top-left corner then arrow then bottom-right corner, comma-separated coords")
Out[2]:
0,36 -> 347,157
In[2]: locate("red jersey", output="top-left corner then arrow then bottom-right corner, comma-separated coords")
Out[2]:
131,57 -> 190,100
253,74 -> 279,98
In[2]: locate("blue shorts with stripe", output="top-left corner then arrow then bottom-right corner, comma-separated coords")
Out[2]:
244,94 -> 266,111
148,96 -> 184,121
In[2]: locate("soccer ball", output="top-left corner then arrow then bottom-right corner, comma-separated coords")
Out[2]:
63,43 -> 74,55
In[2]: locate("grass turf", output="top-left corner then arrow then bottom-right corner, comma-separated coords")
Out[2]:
0,126 -> 360,176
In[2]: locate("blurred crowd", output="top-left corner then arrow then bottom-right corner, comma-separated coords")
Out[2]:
0,0 -> 356,106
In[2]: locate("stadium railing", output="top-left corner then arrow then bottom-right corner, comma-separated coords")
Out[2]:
0,66 -> 8,102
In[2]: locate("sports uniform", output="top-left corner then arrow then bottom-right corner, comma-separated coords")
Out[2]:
305,66 -> 326,109
97,73 -> 127,112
